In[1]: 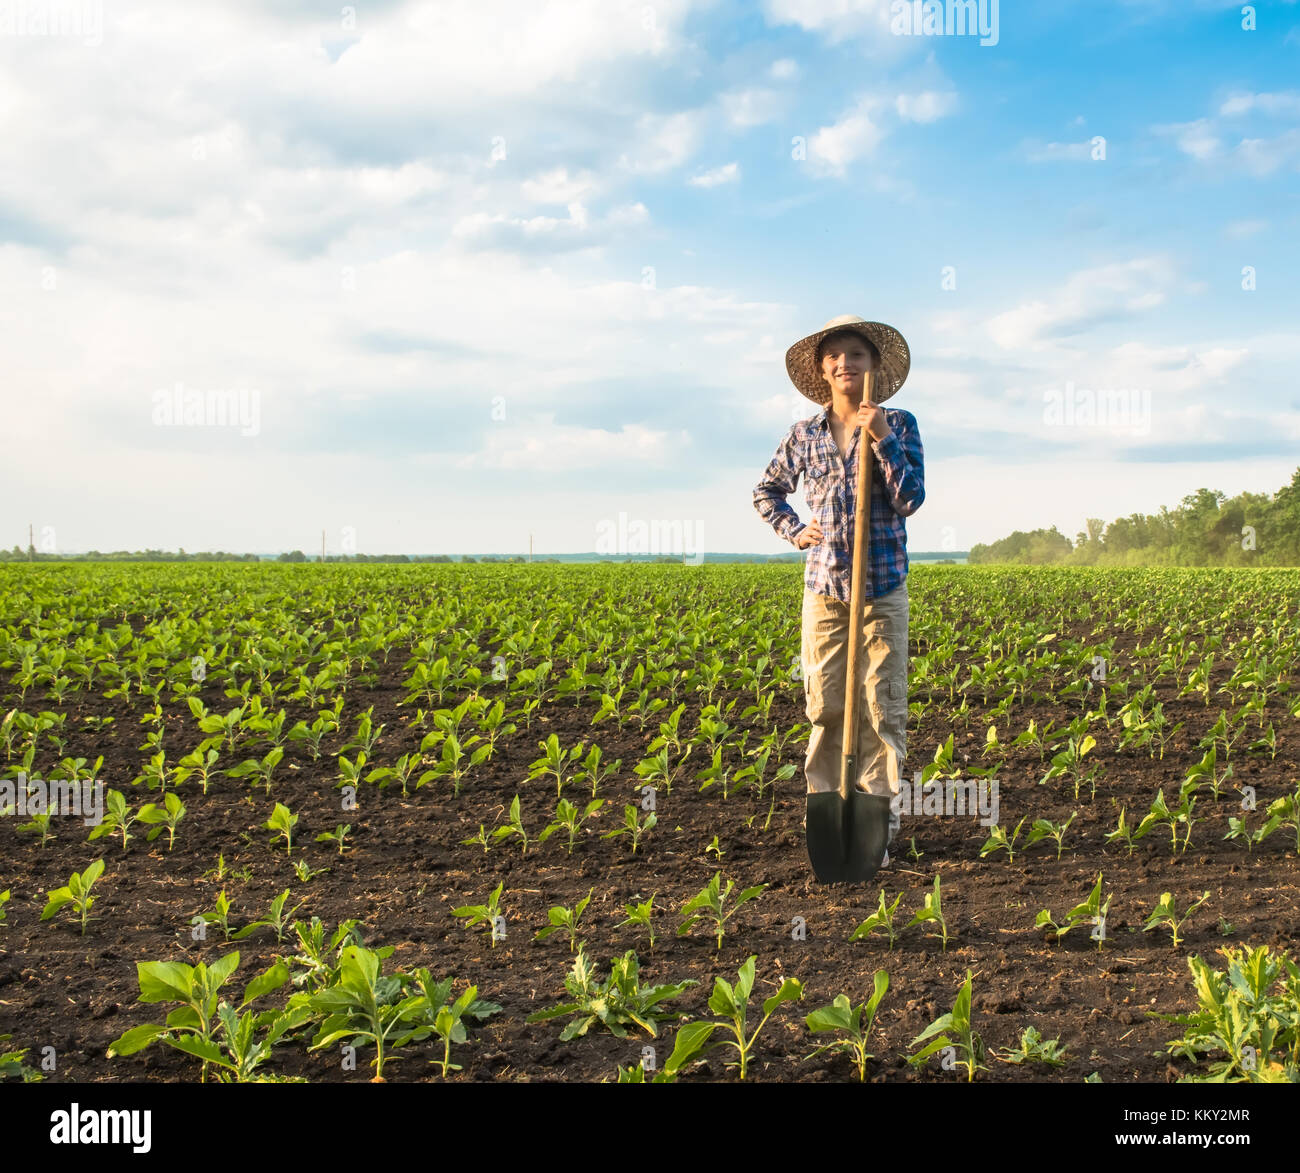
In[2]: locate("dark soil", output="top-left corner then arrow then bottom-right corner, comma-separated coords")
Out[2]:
2,583 -> 1298,1084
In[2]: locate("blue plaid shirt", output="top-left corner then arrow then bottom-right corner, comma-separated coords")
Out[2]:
753,405 -> 925,602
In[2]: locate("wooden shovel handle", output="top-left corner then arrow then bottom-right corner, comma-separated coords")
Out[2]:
842,370 -> 875,763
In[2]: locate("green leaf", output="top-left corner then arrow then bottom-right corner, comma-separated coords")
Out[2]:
106,1022 -> 165,1057
664,1021 -> 719,1073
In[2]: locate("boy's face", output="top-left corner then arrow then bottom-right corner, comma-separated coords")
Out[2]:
818,332 -> 877,399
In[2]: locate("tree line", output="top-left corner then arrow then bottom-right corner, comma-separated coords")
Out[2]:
969,467 -> 1300,566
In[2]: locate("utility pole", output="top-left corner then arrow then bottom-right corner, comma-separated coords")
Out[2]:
28,523 -> 34,562
529,533 -> 533,563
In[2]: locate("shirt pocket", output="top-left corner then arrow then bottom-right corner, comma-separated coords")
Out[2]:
802,456 -> 835,519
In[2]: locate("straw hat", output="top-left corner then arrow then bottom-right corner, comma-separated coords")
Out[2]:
785,314 -> 910,405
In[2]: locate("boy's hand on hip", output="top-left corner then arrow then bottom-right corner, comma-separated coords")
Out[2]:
795,519 -> 823,549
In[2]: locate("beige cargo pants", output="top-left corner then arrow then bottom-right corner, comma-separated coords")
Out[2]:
800,578 -> 909,797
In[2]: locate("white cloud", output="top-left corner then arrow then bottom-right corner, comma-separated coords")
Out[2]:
1225,218 -> 1267,238
769,57 -> 800,79
466,414 -> 684,472
805,95 -> 886,175
762,0 -> 896,45
617,109 -> 705,174
894,90 -> 958,122
1023,139 -> 1096,162
1218,90 -> 1300,118
720,87 -> 784,127
985,257 -> 1175,351
521,167 -> 598,203
688,162 -> 741,187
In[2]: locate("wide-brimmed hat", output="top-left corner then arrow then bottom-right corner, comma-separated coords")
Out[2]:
785,314 -> 910,405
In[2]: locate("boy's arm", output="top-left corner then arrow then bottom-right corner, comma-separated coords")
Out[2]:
871,409 -> 925,517
753,429 -> 806,545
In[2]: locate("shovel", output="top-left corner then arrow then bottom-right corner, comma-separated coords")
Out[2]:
806,370 -> 892,883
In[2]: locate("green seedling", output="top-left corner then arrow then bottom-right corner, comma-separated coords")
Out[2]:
850,889 -> 904,951
1256,785 -> 1300,854
315,824 -> 351,855
633,747 -> 688,797
979,816 -> 1027,864
198,889 -> 237,941
137,791 -> 186,851
108,951 -> 301,1083
705,834 -> 724,861
616,1061 -> 677,1083
539,797 -> 605,855
1134,788 -> 1197,854
618,893 -> 657,950
905,875 -> 951,951
1104,806 -> 1139,855
451,881 -> 506,947
263,802 -> 298,855
995,1025 -> 1068,1067
1182,746 -> 1233,801
460,824 -> 492,853
677,871 -> 767,950
528,733 -> 587,798
0,889 -> 9,926
573,744 -> 619,798
527,948 -> 695,1041
602,802 -> 657,853
286,713 -> 338,761
491,794 -> 530,855
225,747 -> 284,794
695,746 -> 738,799
88,789 -> 140,849
234,889 -> 308,944
396,973 -> 502,1078
365,751 -> 420,797
535,889 -> 593,952
300,945 -> 426,1082
422,732 -> 492,796
803,970 -> 890,1082
909,969 -> 986,1082
1153,944 -> 1300,1082
663,955 -> 803,1081
1041,732 -> 1100,799
174,745 -> 221,795
1036,872 -> 1111,950
1144,890 -> 1211,949
0,1034 -> 42,1082
41,858 -> 105,935
1025,811 -> 1077,860
336,752 -> 367,792
292,859 -> 328,882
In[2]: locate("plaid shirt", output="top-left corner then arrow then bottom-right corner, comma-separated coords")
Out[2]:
753,405 -> 925,602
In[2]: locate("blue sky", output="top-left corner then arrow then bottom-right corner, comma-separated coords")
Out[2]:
4,0 -> 1299,557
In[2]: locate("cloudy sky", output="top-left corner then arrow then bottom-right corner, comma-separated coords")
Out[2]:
5,0 -> 1299,557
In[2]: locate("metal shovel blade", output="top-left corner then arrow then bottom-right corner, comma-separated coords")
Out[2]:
806,769 -> 892,883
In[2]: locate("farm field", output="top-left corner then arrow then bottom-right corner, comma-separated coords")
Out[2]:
1,561 -> 1297,1084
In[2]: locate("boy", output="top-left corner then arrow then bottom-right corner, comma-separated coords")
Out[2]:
752,315 -> 925,865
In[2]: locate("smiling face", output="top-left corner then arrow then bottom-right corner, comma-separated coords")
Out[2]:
818,330 -> 879,401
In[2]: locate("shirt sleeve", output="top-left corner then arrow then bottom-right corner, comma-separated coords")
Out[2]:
753,427 -> 806,544
871,409 -> 925,518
